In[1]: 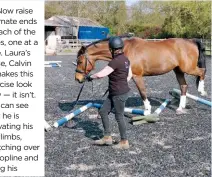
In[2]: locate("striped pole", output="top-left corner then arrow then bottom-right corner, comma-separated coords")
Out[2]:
54,102 -> 93,127
45,61 -> 62,67
172,88 -> 211,107
45,64 -> 61,67
45,61 -> 62,64
92,103 -> 150,116
132,99 -> 171,124
154,99 -> 171,114
72,62 -> 77,66
45,120 -> 52,132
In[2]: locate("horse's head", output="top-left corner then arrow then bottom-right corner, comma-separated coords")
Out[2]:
75,35 -> 131,83
75,45 -> 96,83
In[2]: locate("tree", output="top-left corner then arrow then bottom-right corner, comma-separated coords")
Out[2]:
45,1 -> 79,19
45,1 -> 211,39
161,1 -> 211,38
77,1 -> 128,35
128,1 -> 166,38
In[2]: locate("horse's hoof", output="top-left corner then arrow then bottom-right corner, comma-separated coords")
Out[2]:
176,108 -> 188,115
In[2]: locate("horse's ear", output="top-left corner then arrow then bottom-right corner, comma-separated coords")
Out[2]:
78,45 -> 86,57
81,45 -> 86,52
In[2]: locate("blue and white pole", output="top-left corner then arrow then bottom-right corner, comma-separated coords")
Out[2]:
132,99 -> 171,122
173,88 -> 211,107
72,62 -> 77,66
45,120 -> 52,132
154,99 -> 171,114
45,61 -> 61,67
92,103 -> 150,116
45,61 -> 62,64
45,64 -> 61,67
54,102 -> 93,127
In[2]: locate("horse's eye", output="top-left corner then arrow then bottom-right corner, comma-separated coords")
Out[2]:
77,61 -> 82,64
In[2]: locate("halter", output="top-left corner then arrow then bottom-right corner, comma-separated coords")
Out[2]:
72,50 -> 94,110
75,50 -> 93,77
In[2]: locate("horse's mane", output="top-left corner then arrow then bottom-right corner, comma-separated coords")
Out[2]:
85,33 -> 133,48
77,33 -> 133,57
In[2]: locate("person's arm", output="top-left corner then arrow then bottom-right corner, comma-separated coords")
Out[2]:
127,66 -> 132,82
91,66 -> 114,79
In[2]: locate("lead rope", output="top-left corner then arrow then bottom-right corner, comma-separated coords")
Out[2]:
73,50 -> 89,109
72,82 -> 85,109
102,89 -> 109,98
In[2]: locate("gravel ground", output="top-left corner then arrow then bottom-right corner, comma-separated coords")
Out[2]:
45,54 -> 211,177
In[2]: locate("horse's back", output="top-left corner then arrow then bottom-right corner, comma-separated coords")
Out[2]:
124,37 -> 199,76
125,37 -> 198,59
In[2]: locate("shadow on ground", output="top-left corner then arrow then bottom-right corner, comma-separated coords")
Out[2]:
58,96 -> 165,112
64,118 -> 103,140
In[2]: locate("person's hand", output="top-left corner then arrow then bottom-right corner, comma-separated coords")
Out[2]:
85,74 -> 93,82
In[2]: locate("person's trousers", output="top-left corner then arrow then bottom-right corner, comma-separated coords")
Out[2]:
99,92 -> 129,140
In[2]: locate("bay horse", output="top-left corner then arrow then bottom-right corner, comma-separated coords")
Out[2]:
75,35 -> 207,114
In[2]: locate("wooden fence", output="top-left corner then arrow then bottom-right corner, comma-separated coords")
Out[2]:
201,39 -> 211,56
146,38 -> 211,56
56,39 -> 82,53
56,38 -> 211,55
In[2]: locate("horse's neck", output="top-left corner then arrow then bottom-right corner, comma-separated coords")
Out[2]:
89,44 -> 112,62
94,51 -> 112,62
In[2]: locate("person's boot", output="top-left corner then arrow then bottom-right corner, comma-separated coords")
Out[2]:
112,140 -> 129,150
94,136 -> 113,145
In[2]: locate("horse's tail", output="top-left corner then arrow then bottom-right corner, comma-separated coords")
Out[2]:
192,39 -> 206,88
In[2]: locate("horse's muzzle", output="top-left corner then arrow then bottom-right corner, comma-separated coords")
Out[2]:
75,72 -> 85,83
75,77 -> 85,84
78,79 -> 85,84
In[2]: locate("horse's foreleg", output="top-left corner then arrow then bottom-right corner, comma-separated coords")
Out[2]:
132,75 -> 151,113
174,68 -> 188,114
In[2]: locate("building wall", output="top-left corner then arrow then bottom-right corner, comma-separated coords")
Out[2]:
49,16 -> 77,37
46,16 -> 109,40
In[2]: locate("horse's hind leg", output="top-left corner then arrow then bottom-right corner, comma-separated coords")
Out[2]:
197,68 -> 207,96
187,67 -> 207,96
174,68 -> 188,114
133,75 -> 151,114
